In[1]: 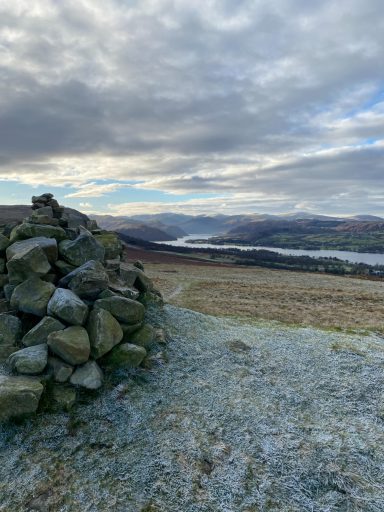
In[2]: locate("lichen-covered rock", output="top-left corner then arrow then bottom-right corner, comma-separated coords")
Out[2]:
22,316 -> 65,347
86,308 -> 123,359
70,361 -> 103,390
128,324 -> 155,349
10,277 -> 55,317
94,296 -> 145,325
58,228 -> 105,267
0,233 -> 10,252
9,222 -> 67,243
28,213 -> 59,226
119,263 -> 154,292
54,259 -> 77,275
6,244 -> 51,284
104,343 -> 147,369
47,356 -> 74,383
7,344 -> 48,375
47,288 -> 88,325
34,205 -> 53,217
7,237 -> 58,264
97,289 -> 117,299
58,260 -> 109,299
120,321 -> 143,336
47,326 -> 90,365
93,232 -> 122,260
0,375 -> 44,421
108,280 -> 140,300
51,384 -> 76,410
0,313 -> 22,362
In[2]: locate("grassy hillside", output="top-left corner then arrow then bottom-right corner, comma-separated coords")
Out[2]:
210,218 -> 384,252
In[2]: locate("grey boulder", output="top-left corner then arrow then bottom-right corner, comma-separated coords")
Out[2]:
9,222 -> 67,243
86,308 -> 123,359
128,324 -> 155,349
58,260 -> 109,299
7,344 -> 48,375
47,288 -> 88,325
22,316 -> 65,347
94,296 -> 145,325
104,343 -> 147,369
7,237 -> 58,264
10,277 -> 55,317
70,361 -> 103,390
58,228 -> 105,267
47,356 -> 74,383
119,263 -> 154,292
6,244 -> 51,284
47,326 -> 90,365
0,375 -> 44,421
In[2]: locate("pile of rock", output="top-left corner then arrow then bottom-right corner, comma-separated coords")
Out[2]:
0,194 -> 162,422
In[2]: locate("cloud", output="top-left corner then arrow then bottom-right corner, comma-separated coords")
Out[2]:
0,0 -> 383,214
65,182 -> 133,198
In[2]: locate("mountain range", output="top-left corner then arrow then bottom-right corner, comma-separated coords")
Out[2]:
91,212 -> 384,242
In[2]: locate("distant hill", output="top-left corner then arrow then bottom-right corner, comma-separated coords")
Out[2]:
91,215 -> 182,241
0,204 -> 90,227
350,215 -> 384,221
0,205 -> 32,224
206,217 -> 384,253
92,211 -> 384,243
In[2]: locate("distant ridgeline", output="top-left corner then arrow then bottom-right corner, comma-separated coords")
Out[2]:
0,193 -> 164,423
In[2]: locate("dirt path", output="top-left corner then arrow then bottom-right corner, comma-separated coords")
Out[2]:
166,283 -> 184,300
1,305 -> 383,511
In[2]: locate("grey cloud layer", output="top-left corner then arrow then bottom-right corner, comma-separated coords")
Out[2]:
0,0 -> 383,213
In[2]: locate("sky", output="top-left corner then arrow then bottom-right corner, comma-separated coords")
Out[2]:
0,0 -> 383,217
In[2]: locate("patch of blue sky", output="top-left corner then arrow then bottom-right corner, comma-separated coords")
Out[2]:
360,138 -> 379,146
344,87 -> 384,118
0,178 -> 224,211
0,180 -> 70,205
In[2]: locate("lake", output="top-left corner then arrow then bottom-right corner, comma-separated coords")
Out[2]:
156,234 -> 384,266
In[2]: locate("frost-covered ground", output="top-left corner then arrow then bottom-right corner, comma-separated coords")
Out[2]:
1,305 -> 384,511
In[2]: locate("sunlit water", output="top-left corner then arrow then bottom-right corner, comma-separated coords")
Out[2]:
155,234 -> 384,266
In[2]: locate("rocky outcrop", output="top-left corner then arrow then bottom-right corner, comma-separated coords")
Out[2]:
0,193 -> 163,422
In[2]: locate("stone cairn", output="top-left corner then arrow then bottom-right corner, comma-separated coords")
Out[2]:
0,193 -> 163,421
